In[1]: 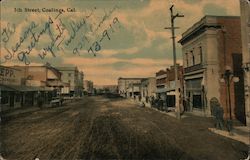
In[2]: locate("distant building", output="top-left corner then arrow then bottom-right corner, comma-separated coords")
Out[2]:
56,66 -> 84,97
140,77 -> 156,107
240,0 -> 250,126
78,71 -> 84,96
102,85 -> 118,94
165,65 -> 183,108
155,69 -> 167,102
117,77 -> 145,98
84,80 -> 94,95
155,65 -> 183,109
179,16 -> 245,123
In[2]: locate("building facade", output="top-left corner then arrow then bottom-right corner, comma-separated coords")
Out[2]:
78,71 -> 84,96
165,65 -> 183,108
14,64 -> 65,103
156,70 -> 167,102
240,0 -> 250,126
179,16 -> 245,124
117,77 -> 145,98
155,65 -> 183,109
0,66 -> 24,110
140,77 -> 157,107
0,64 -> 64,111
56,67 -> 84,97
84,80 -> 94,95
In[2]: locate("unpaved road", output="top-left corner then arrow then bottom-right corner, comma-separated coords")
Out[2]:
1,96 -> 248,160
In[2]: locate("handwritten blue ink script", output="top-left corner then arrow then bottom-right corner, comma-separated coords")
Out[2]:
1,3 -> 121,65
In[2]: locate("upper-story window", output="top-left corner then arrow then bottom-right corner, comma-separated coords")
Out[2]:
199,46 -> 203,64
191,50 -> 195,65
185,53 -> 189,67
195,46 -> 203,64
68,73 -> 71,77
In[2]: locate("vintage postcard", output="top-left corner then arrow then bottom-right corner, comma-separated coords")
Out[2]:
0,0 -> 249,159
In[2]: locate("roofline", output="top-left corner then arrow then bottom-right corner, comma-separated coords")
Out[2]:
118,77 -> 146,80
56,66 -> 78,71
178,15 -> 240,44
0,65 -> 21,71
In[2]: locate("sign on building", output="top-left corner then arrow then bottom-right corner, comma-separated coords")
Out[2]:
0,66 -> 22,85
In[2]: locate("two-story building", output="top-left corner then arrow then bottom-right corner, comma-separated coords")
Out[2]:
165,65 -> 183,108
56,66 -> 84,97
179,16 -> 245,124
118,77 -> 145,98
140,77 -> 157,107
156,70 -> 168,102
155,65 -> 183,109
14,64 -> 65,103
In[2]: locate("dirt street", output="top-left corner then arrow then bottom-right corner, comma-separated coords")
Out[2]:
1,96 -> 248,160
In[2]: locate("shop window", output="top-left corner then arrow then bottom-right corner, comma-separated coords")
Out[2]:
15,93 -> 21,102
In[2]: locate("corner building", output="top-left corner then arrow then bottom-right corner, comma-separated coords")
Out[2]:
179,16 -> 245,124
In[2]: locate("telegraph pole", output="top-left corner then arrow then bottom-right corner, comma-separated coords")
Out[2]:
165,5 -> 184,119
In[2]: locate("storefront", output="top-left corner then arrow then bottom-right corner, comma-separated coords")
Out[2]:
185,78 -> 205,112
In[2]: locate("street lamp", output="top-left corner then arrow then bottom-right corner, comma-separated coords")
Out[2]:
165,5 -> 184,119
220,65 -> 239,134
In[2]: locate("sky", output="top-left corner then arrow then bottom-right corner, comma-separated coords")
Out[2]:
0,0 -> 240,85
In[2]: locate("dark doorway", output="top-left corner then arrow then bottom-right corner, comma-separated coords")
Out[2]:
193,94 -> 202,109
232,54 -> 246,124
166,95 -> 175,107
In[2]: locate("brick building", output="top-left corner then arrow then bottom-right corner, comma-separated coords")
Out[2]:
156,69 -> 167,102
179,15 -> 245,123
155,65 -> 183,109
165,65 -> 183,108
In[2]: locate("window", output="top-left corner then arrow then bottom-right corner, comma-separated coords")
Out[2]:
188,51 -> 193,67
191,50 -> 195,65
199,46 -> 203,63
1,92 -> 9,104
185,53 -> 189,67
68,73 -> 71,77
15,93 -> 21,102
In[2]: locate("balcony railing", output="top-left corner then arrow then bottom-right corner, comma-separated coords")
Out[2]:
184,64 -> 203,73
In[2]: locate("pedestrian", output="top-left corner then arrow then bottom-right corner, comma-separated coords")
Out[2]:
210,97 -> 224,130
150,96 -> 154,108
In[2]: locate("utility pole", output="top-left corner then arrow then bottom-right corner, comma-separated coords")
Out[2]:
165,5 -> 184,119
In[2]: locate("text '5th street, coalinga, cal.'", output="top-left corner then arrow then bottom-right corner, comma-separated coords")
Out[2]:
14,8 -> 76,13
